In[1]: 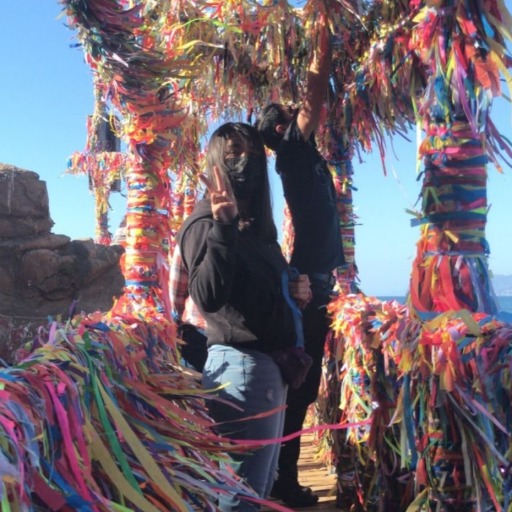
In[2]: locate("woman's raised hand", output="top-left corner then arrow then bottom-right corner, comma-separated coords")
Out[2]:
200,166 -> 238,223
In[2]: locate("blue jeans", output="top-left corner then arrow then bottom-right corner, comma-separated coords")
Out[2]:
202,345 -> 287,511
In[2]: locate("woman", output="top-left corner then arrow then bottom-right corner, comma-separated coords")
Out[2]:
177,122 -> 310,511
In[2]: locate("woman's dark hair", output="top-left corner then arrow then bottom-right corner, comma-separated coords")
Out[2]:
206,122 -> 277,242
254,103 -> 288,151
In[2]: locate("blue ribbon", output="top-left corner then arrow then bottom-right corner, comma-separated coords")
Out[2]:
281,268 -> 305,349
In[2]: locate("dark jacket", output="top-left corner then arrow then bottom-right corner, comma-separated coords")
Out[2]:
276,117 -> 345,275
177,198 -> 297,354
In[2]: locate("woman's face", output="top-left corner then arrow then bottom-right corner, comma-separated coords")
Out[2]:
224,135 -> 264,201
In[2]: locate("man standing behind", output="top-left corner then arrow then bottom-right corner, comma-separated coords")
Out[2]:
255,9 -> 345,508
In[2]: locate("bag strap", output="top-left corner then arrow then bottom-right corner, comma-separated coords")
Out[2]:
281,268 -> 305,349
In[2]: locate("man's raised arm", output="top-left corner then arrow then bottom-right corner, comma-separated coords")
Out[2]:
296,10 -> 332,141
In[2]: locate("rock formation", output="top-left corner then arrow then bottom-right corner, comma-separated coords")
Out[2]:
0,163 -> 125,363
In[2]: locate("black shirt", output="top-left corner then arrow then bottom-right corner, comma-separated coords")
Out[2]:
276,118 -> 345,275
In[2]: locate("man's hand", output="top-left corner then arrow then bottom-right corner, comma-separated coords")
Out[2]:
289,274 -> 312,310
313,10 -> 330,69
296,8 -> 332,142
200,167 -> 238,224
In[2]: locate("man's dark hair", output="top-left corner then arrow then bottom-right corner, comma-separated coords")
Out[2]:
255,103 -> 288,151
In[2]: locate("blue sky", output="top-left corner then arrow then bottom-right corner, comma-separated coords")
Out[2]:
1,2 -> 511,296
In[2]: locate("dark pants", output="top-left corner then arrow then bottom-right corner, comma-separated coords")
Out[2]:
277,281 -> 332,484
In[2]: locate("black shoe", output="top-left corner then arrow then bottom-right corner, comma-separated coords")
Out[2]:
270,481 -> 319,508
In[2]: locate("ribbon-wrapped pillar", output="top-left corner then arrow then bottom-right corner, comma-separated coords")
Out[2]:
406,0 -> 510,508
